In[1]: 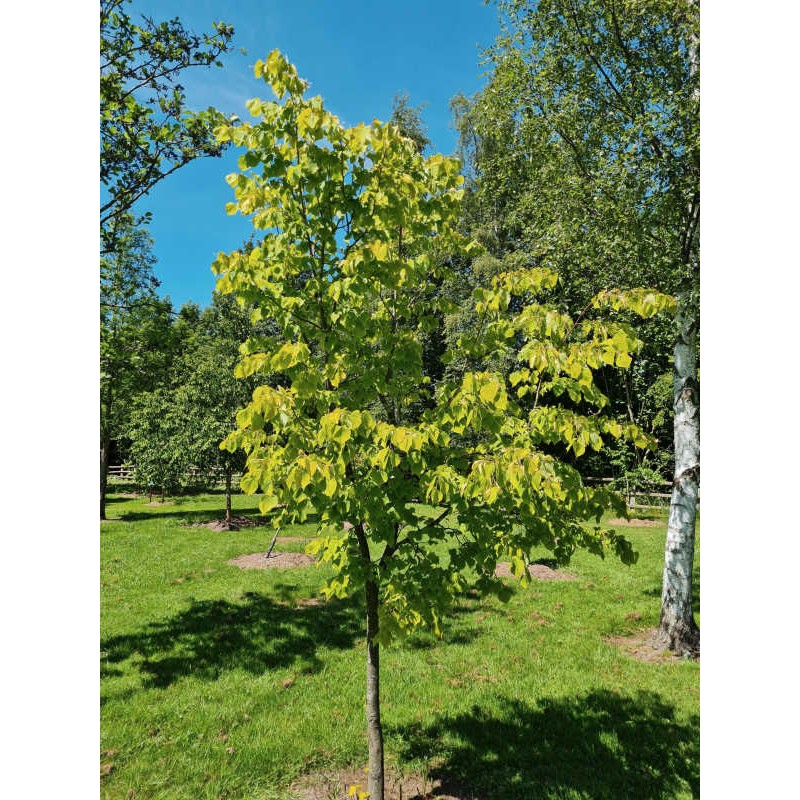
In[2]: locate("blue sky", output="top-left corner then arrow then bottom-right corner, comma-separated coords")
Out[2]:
127,0 -> 501,309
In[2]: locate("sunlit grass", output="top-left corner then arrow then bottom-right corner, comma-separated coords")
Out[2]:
101,491 -> 699,799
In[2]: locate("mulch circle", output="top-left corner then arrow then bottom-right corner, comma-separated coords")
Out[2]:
604,627 -> 693,663
606,517 -> 661,527
191,515 -> 261,532
494,561 -> 576,581
294,597 -> 325,608
227,551 -> 317,570
291,767 -> 461,800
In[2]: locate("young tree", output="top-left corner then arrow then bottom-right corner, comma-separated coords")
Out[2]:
122,292 -> 275,517
126,388 -> 187,501
172,294 -> 268,524
213,52 -> 674,799
455,0 -> 700,654
100,0 -> 234,253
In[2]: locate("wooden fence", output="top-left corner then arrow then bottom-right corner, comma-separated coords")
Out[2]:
107,466 -> 694,509
106,464 -> 242,489
585,477 -> 700,510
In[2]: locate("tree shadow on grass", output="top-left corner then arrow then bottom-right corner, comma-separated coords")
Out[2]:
392,691 -> 699,799
110,507 -> 271,525
399,594 -> 499,651
104,495 -> 140,505
101,591 -> 362,691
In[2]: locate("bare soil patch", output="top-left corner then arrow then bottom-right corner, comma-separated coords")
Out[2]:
227,551 -> 316,570
604,627 -> 686,663
294,597 -> 325,608
494,561 -> 576,581
190,515 -> 262,532
607,517 -> 661,527
290,767 -> 463,800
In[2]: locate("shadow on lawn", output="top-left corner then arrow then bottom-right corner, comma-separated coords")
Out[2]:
109,507 -> 270,525
101,591 -> 362,690
392,691 -> 699,800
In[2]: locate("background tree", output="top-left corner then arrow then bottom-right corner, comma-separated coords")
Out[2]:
171,293 -> 272,524
214,52 -> 673,800
389,92 -> 430,155
100,0 -> 234,253
454,0 -> 700,654
120,291 -> 277,517
100,216 -> 178,518
126,388 -> 187,501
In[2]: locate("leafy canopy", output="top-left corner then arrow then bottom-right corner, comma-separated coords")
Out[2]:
100,215 -> 177,442
214,51 -> 674,644
455,0 -> 699,301
100,0 -> 234,251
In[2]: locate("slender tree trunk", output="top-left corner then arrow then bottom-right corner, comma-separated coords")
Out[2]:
100,432 -> 110,520
353,522 -> 384,800
658,2 -> 700,656
365,578 -> 384,800
265,529 -> 279,559
225,468 -> 232,524
657,295 -> 700,655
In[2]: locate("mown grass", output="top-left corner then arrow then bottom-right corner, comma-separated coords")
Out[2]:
101,491 -> 699,800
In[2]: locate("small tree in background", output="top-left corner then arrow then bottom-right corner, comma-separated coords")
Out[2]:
171,294 -> 268,525
121,292 -> 273,518
126,389 -> 186,501
214,52 -> 674,800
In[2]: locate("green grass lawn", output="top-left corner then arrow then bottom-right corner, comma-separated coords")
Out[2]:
101,491 -> 699,800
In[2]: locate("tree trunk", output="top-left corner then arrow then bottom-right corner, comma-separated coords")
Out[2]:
100,432 -> 110,520
352,522 -> 385,800
658,4 -> 700,657
365,578 -> 384,800
657,296 -> 700,655
225,468 -> 232,524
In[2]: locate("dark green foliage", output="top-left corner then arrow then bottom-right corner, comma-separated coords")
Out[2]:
126,388 -> 187,499
123,291 -> 278,508
100,216 -> 179,516
390,92 -> 431,154
448,0 -> 699,481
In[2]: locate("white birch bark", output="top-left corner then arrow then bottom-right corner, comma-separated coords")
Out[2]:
657,295 -> 700,654
657,0 -> 700,656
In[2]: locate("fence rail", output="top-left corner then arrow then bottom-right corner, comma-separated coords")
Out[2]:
107,464 -> 242,488
107,466 -> 695,509
585,477 -> 699,509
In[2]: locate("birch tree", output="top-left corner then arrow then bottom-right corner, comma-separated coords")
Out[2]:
456,0 -> 700,653
213,51 -> 675,799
